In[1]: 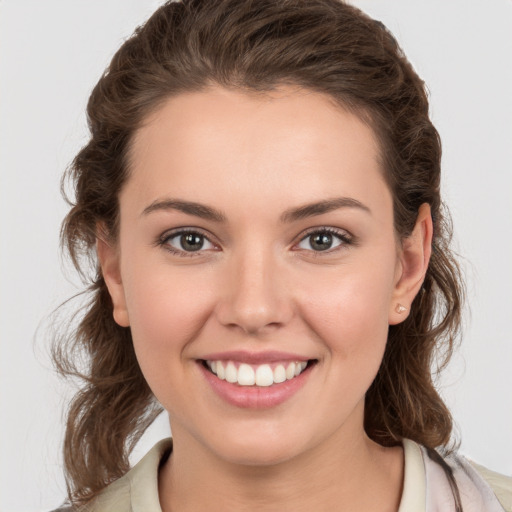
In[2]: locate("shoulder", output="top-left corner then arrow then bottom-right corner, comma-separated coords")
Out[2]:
423,445 -> 512,512
463,458 -> 512,512
50,475 -> 132,512
53,438 -> 172,512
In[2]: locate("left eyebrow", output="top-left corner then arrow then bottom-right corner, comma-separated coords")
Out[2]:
140,198 -> 227,222
280,197 -> 371,223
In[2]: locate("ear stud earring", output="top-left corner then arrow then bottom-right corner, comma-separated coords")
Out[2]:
395,303 -> 407,314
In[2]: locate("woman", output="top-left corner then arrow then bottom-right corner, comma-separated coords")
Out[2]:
52,0 -> 511,510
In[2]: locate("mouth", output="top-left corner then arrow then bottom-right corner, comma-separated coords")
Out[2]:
201,359 -> 316,387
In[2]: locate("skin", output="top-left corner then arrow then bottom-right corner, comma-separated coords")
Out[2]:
99,85 -> 432,511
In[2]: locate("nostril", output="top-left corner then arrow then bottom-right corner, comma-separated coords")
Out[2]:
214,277 -> 294,333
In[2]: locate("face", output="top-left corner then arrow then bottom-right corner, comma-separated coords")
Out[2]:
101,85 -> 425,466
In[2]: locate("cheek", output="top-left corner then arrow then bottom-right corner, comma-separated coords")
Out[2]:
298,260 -> 395,363
122,259 -> 216,369
284,260 -> 397,437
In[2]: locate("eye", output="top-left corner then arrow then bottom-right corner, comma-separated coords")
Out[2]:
296,228 -> 351,252
160,229 -> 216,255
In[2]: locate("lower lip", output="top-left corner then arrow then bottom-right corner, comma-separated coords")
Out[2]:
199,362 -> 313,409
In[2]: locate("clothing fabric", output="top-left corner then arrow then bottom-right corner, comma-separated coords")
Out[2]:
401,439 -> 511,511
62,438 -> 511,511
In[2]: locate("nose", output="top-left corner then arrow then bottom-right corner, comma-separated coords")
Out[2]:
214,248 -> 293,335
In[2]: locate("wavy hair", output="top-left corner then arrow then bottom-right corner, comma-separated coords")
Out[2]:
55,0 -> 464,506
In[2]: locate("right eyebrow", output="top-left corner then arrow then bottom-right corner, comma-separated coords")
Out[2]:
280,197 -> 371,223
140,198 -> 227,222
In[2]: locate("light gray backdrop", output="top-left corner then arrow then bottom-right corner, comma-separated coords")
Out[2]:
1,1 -> 511,511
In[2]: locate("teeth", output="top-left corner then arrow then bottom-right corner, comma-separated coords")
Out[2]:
255,365 -> 274,386
273,364 -> 286,384
295,361 -> 307,376
216,362 -> 226,380
206,359 -> 309,387
225,362 -> 237,383
238,364 -> 255,385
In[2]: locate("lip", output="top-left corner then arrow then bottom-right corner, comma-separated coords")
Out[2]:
198,355 -> 315,409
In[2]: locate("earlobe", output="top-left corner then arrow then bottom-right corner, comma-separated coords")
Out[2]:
389,203 -> 433,325
96,231 -> 130,327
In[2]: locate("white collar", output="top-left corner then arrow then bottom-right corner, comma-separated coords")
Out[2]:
399,438 -> 427,512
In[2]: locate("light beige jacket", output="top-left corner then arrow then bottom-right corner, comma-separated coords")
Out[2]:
65,438 -> 511,511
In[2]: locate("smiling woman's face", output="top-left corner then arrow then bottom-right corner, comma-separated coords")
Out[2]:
100,85 -> 420,466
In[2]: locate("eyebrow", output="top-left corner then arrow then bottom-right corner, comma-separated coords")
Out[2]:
141,199 -> 227,222
280,197 -> 371,223
141,196 -> 370,223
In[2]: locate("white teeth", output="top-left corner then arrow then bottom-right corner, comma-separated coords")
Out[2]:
225,362 -> 237,383
206,359 -> 310,386
255,364 -> 274,387
273,364 -> 286,384
238,364 -> 255,385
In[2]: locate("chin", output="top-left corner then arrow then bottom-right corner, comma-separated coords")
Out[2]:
221,443 -> 301,467
206,423 -> 313,467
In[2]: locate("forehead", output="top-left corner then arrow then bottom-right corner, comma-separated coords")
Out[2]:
124,85 -> 389,216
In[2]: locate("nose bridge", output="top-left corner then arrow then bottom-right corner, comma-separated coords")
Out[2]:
216,242 -> 291,334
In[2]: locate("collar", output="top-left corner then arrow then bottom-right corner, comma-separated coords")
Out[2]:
398,438 -> 427,512
129,438 -> 171,512
123,437 -> 428,512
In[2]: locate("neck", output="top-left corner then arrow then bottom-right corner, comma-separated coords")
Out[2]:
159,414 -> 404,512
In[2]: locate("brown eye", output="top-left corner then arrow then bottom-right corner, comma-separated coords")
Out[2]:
180,233 -> 205,251
296,229 -> 351,252
163,230 -> 216,254
309,233 -> 334,251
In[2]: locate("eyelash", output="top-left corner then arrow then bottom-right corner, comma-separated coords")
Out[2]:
157,228 -> 218,258
295,227 -> 354,255
157,227 -> 354,258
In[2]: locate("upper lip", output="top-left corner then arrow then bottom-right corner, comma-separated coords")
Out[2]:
199,350 -> 313,364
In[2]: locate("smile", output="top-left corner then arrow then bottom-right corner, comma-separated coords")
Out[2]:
205,360 -> 310,387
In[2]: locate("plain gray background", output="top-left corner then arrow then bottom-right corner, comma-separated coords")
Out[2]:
1,1 -> 511,510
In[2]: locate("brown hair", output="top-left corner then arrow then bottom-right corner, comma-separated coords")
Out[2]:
55,0 -> 464,506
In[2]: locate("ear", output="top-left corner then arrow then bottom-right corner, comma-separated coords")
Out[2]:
389,203 -> 433,325
96,227 -> 130,327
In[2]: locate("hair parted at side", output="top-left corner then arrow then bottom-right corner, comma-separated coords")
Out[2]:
56,0 -> 464,505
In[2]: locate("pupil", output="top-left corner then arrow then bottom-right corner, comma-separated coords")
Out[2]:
311,233 -> 332,251
181,233 -> 203,251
